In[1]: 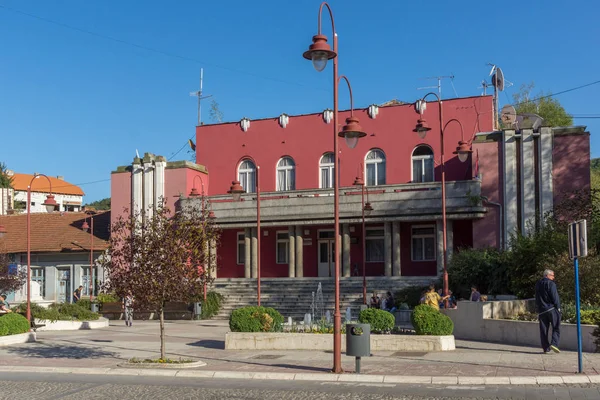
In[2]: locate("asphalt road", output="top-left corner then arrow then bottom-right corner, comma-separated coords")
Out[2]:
0,372 -> 599,400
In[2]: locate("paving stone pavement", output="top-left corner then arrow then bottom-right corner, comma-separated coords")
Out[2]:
0,320 -> 599,380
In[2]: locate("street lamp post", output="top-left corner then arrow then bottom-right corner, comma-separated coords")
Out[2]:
228,158 -> 261,306
189,174 -> 210,302
27,174 -> 58,325
353,175 -> 373,305
81,212 -> 95,301
413,94 -> 472,305
303,2 -> 367,373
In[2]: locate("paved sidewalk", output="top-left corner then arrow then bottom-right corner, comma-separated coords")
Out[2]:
0,320 -> 598,384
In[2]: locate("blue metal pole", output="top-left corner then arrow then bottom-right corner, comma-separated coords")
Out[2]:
574,256 -> 583,373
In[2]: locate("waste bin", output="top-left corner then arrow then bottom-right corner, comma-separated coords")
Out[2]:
91,303 -> 100,313
346,323 -> 370,373
193,302 -> 202,320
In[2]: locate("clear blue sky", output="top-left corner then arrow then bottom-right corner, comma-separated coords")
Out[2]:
1,0 -> 598,202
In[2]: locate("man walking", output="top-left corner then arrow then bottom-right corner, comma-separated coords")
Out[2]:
535,269 -> 561,353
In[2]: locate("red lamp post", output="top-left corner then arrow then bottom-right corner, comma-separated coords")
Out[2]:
27,174 -> 58,325
413,94 -> 472,306
81,212 -> 95,301
303,2 -> 367,374
228,158 -> 261,306
353,175 -> 373,305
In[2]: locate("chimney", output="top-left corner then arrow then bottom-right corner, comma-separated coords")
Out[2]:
6,169 -> 14,176
57,176 -> 64,180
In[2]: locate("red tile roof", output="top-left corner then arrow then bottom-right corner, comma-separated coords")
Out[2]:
0,211 -> 109,254
11,174 -> 84,196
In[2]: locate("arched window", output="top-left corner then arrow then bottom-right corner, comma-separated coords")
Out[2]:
365,149 -> 386,186
319,153 -> 335,189
276,156 -> 296,191
412,146 -> 434,182
238,159 -> 256,192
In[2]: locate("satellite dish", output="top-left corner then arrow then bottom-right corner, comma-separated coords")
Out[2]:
516,113 -> 545,130
492,67 -> 505,91
501,105 -> 517,126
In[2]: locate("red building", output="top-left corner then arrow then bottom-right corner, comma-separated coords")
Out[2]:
111,95 -> 589,287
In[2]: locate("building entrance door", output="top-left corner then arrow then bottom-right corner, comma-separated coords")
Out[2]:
317,230 -> 338,277
57,268 -> 71,303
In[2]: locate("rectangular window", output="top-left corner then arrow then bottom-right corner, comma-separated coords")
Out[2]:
412,158 -> 434,182
276,232 -> 289,264
237,232 -> 245,265
411,225 -> 436,261
81,266 -> 98,296
32,267 -> 45,298
366,228 -> 385,262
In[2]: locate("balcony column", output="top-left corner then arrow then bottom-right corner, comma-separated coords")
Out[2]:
342,224 -> 351,277
251,227 -> 258,278
384,222 -> 392,276
288,226 -> 296,278
295,226 -> 304,277
244,228 -> 251,278
392,221 -> 401,276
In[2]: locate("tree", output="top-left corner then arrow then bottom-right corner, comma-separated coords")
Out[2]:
84,198 -> 111,211
512,82 -> 573,127
0,162 -> 13,189
0,253 -> 26,295
209,99 -> 224,123
100,199 -> 219,359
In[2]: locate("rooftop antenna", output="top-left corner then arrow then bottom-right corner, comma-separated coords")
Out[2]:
478,80 -> 492,95
417,75 -> 456,98
485,63 -> 514,130
190,68 -> 213,126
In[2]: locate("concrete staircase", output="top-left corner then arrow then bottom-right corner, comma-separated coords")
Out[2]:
210,277 -> 432,321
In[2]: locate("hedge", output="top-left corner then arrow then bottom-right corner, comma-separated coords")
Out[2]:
411,304 -> 454,335
15,302 -> 100,322
229,306 -> 284,332
358,308 -> 395,333
0,313 -> 30,336
201,292 -> 223,320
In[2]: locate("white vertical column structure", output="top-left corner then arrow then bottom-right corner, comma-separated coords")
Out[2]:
251,227 -> 258,278
131,159 -> 143,221
520,129 -> 536,234
295,226 -> 304,278
436,220 -> 444,276
503,129 -> 519,244
384,222 -> 392,277
154,156 -> 166,208
244,228 -> 252,279
288,226 -> 296,278
392,221 -> 401,276
342,224 -> 351,277
538,127 -> 554,227
142,155 -> 155,218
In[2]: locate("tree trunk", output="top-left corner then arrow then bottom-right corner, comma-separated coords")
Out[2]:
159,306 -> 166,360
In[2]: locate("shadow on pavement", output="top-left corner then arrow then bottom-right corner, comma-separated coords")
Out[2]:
6,343 -> 119,359
455,344 -> 542,355
187,340 -> 225,349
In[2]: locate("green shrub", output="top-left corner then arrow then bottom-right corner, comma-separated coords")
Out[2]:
201,292 -> 223,320
229,306 -> 283,332
448,247 -> 509,299
97,292 -> 120,304
0,313 -> 30,336
49,303 -> 100,321
358,308 -> 395,333
411,305 -> 453,335
77,299 -> 91,310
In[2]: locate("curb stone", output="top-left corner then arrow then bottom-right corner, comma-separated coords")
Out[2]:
0,366 -> 597,386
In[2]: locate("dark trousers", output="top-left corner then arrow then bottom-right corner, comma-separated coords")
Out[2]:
538,309 -> 560,350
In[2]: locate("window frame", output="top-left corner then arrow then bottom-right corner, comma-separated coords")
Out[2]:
319,153 -> 335,189
411,145 -> 435,183
238,160 -> 256,193
365,227 -> 385,263
31,267 -> 45,298
237,232 -> 245,265
365,149 -> 386,186
410,224 -> 436,262
276,231 -> 289,264
81,266 -> 98,296
276,157 -> 296,191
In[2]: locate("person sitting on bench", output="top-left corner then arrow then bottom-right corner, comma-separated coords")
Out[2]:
0,294 -> 12,314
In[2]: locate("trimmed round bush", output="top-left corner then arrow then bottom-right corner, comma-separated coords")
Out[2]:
229,306 -> 284,332
358,308 -> 395,333
411,305 -> 454,335
0,313 -> 30,336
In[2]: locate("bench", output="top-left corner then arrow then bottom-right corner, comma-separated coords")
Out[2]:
101,302 -> 193,320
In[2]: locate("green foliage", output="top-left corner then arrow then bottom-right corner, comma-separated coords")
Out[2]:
410,305 -> 454,335
200,291 -> 223,320
448,247 -> 509,299
552,251 -> 600,305
16,302 -> 100,321
512,82 -> 573,127
77,299 -> 91,310
0,162 -> 13,189
84,198 -> 111,211
0,313 -> 30,335
358,308 -> 395,333
229,306 -> 283,332
97,292 -> 120,304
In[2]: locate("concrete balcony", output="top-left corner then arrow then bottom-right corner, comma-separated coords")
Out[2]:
180,180 -> 486,228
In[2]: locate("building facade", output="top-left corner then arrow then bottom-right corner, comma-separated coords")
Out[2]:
110,95 -> 590,282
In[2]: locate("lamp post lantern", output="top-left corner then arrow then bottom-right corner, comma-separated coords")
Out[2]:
303,1 -> 367,373
413,94 -> 472,306
27,174 -> 57,325
228,158 -> 261,306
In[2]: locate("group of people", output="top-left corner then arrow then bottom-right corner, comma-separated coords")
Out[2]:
369,291 -> 397,313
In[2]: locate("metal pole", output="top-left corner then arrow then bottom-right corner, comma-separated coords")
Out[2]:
438,100 -> 449,307
355,356 -> 361,374
26,187 -> 31,326
257,166 -> 261,307
90,215 -> 94,301
361,182 -> 366,304
575,257 -> 583,373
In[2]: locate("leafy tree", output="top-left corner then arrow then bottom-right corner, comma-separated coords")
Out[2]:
512,82 -> 573,127
0,163 -> 13,189
100,198 -> 220,359
0,253 -> 26,295
84,198 -> 111,211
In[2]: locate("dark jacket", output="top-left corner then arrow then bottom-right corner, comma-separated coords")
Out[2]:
535,277 -> 561,314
